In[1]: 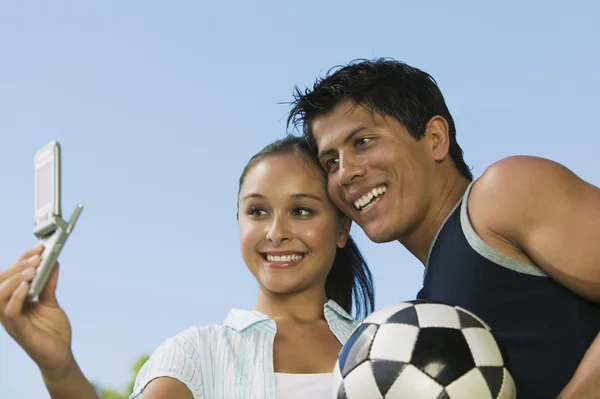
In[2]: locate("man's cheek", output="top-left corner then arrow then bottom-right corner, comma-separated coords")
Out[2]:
327,186 -> 345,210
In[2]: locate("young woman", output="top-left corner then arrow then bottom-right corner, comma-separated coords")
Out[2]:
0,135 -> 375,399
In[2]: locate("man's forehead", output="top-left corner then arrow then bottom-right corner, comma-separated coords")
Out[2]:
311,103 -> 378,153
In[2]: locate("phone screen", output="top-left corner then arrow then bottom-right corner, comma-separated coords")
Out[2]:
36,161 -> 54,211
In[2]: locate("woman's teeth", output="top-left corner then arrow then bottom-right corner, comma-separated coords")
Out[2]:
265,254 -> 304,262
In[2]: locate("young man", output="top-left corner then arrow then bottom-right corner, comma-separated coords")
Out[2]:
288,58 -> 600,398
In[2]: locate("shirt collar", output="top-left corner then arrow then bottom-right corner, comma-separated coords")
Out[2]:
223,299 -> 354,332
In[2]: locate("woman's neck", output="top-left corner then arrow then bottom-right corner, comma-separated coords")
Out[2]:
253,287 -> 329,323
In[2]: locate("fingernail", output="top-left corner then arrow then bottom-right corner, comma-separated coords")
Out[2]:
28,255 -> 39,265
21,267 -> 35,277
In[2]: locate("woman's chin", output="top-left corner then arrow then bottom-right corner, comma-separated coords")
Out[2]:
260,276 -> 304,296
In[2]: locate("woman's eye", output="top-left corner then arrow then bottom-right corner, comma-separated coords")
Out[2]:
247,207 -> 267,217
292,208 -> 312,217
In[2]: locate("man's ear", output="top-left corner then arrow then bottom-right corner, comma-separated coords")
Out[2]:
337,216 -> 352,248
426,115 -> 451,162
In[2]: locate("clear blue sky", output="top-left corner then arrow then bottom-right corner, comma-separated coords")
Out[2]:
1,1 -> 599,397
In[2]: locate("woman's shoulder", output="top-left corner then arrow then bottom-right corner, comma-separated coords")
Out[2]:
131,308 -> 272,399
170,323 -> 225,342
156,317 -> 237,350
166,307 -> 270,345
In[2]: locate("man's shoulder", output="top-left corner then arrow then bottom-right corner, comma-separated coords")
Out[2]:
470,155 -> 569,210
467,155 -> 578,242
478,155 -> 566,189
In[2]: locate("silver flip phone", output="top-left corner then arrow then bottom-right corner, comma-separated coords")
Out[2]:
29,141 -> 83,301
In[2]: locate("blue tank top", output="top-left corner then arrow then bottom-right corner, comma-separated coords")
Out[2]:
417,182 -> 600,398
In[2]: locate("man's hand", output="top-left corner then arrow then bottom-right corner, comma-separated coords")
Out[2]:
558,332 -> 600,398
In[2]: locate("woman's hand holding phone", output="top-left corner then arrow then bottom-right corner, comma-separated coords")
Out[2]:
0,244 -> 75,381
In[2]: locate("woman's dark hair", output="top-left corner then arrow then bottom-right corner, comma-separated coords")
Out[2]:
237,135 -> 375,319
287,57 -> 473,181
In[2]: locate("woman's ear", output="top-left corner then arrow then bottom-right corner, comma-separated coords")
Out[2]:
337,216 -> 352,248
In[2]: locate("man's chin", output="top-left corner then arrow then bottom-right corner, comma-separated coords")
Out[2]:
361,222 -> 396,243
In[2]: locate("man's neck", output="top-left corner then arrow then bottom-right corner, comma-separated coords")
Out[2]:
399,173 -> 471,265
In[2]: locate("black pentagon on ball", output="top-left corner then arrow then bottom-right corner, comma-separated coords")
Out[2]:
371,359 -> 406,397
336,382 -> 348,399
456,307 -> 487,329
411,327 -> 476,386
385,304 -> 419,327
338,323 -> 379,377
479,366 -> 506,398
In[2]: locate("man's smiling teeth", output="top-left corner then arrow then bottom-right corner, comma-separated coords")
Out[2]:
354,186 -> 387,210
265,254 -> 304,262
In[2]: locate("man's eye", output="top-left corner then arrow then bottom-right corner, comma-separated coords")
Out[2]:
326,158 -> 339,169
356,137 -> 371,147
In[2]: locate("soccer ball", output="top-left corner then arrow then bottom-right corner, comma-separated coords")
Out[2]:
332,300 -> 516,399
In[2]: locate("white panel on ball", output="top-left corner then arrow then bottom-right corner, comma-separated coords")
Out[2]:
369,324 -> 419,363
462,328 -> 504,367
445,368 -> 493,399
497,369 -> 517,399
342,361 -> 384,399
386,364 -> 444,399
414,303 -> 461,329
